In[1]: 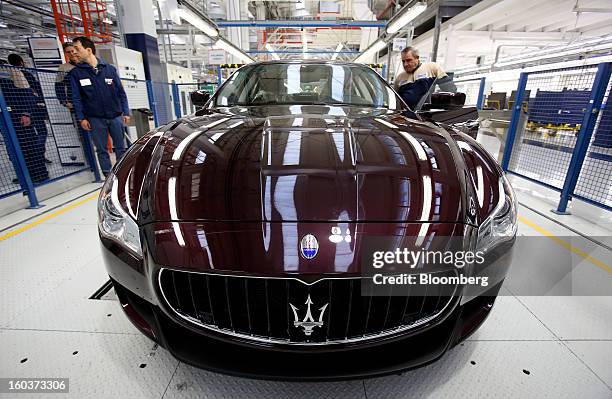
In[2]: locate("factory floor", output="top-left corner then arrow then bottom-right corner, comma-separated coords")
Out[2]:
0,135 -> 610,398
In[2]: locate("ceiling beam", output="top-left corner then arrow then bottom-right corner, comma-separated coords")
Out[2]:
526,8 -> 579,32
578,18 -> 612,35
412,0 -> 511,46
542,11 -> 612,32
488,0 -> 564,32
455,30 -> 580,40
572,7 -> 612,13
440,0 -> 506,30
466,0 -> 540,31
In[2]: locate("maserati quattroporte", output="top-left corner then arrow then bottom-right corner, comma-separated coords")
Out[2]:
98,61 -> 516,380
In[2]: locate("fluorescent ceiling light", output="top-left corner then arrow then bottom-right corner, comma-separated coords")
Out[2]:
354,39 -> 386,63
214,38 -> 254,64
178,8 -> 218,38
265,43 -> 281,60
331,43 -> 343,60
387,2 -> 427,34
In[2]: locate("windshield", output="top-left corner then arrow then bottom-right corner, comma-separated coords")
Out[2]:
214,63 -> 400,109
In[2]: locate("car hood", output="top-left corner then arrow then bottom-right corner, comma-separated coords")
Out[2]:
139,105 -> 470,224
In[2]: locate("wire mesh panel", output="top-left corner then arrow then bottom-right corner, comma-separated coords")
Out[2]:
573,77 -> 612,208
0,66 -> 90,191
24,67 -> 89,183
176,83 -> 199,116
507,65 -> 598,189
0,106 -> 23,198
454,79 -> 481,106
150,81 -> 173,126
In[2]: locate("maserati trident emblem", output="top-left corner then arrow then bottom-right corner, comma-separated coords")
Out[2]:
289,294 -> 329,336
300,234 -> 319,259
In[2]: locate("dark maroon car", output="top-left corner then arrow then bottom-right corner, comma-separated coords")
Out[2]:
98,61 -> 517,380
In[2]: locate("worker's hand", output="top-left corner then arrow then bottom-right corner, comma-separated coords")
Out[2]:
65,102 -> 73,109
20,115 -> 31,127
80,119 -> 92,131
122,115 -> 130,125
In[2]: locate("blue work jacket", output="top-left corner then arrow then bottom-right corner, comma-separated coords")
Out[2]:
69,58 -> 129,121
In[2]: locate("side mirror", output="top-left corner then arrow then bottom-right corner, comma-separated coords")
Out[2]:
190,90 -> 211,108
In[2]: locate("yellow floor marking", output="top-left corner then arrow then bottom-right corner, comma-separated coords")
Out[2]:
0,193 -> 99,242
518,215 -> 612,274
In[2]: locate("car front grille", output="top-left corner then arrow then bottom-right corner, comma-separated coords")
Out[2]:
158,268 -> 458,345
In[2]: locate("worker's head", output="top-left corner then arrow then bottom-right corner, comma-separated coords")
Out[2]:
7,53 -> 24,67
63,42 -> 78,64
72,36 -> 96,63
401,47 -> 420,73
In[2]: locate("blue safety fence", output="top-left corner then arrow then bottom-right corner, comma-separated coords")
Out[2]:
501,62 -> 612,212
0,65 -> 96,207
570,65 -> 612,210
148,80 -> 174,126
1,65 -> 214,210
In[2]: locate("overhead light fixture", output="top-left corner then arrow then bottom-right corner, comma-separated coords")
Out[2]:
265,43 -> 281,60
331,43 -> 343,60
354,39 -> 386,63
0,22 -> 6,28
178,8 -> 219,38
214,38 -> 254,64
386,2 -> 427,34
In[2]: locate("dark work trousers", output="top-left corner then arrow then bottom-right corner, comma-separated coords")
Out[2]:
88,116 -> 126,175
32,102 -> 50,156
11,115 -> 49,183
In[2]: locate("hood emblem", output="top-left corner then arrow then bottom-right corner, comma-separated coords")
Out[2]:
289,294 -> 329,336
300,234 -> 319,259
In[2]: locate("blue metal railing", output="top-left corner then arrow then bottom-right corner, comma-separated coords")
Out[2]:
501,72 -> 528,171
0,66 -> 212,210
556,62 -> 612,213
502,62 -> 612,213
0,89 -> 40,208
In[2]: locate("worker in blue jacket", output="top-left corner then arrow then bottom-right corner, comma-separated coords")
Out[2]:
0,63 -> 49,183
69,36 -> 130,177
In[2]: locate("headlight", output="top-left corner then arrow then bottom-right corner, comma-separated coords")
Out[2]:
476,174 -> 517,253
98,173 -> 142,258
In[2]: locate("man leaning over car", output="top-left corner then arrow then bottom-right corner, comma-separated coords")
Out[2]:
394,46 -> 457,93
69,36 -> 130,178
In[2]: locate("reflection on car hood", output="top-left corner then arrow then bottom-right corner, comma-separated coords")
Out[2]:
141,105 -> 467,223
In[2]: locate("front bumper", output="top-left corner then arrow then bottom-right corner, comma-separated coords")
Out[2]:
113,277 -> 501,381
100,221 -> 513,380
